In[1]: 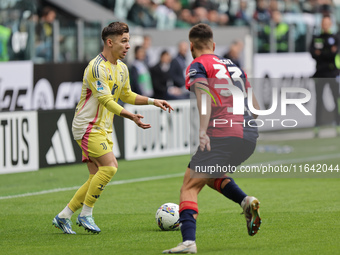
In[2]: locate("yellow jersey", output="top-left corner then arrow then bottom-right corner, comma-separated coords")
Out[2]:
72,53 -> 136,140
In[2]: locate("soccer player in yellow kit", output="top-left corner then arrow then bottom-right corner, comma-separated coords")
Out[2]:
52,22 -> 173,234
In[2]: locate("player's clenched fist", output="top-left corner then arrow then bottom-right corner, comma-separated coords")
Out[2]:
199,131 -> 211,152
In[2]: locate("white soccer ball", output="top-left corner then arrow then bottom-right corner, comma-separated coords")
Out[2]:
155,202 -> 180,231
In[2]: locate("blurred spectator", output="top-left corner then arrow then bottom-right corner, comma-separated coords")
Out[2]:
4,0 -> 38,61
169,41 -> 190,98
176,8 -> 193,27
253,0 -> 271,24
318,3 -> 333,15
300,0 -> 318,13
142,34 -> 152,67
309,14 -> 340,137
114,0 -> 135,19
261,10 -> 289,52
150,50 -> 179,99
207,9 -> 220,26
193,7 -> 209,24
127,0 -> 157,28
218,12 -> 229,26
0,24 -> 11,61
154,0 -> 180,30
192,0 -> 219,11
91,0 -> 116,11
180,0 -> 190,9
223,40 -> 244,68
129,45 -> 154,97
231,0 -> 252,26
283,0 -> 302,13
269,0 -> 280,14
35,6 -> 56,62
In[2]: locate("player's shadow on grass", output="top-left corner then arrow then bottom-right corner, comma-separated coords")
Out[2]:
51,232 -> 101,236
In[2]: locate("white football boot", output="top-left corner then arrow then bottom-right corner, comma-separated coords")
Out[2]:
163,240 -> 197,254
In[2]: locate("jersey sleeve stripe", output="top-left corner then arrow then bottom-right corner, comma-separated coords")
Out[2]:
92,56 -> 103,78
96,59 -> 103,78
92,57 -> 99,78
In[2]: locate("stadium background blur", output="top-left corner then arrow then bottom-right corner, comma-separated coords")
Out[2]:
1,0 -> 340,65
0,0 -> 340,172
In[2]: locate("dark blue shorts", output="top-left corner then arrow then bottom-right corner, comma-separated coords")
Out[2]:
189,137 -> 256,177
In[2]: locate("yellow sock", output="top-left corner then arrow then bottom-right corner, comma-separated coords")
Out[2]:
84,166 -> 117,208
68,174 -> 94,212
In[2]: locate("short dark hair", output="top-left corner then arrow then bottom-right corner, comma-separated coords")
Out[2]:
41,6 -> 56,18
160,50 -> 169,57
134,45 -> 143,56
189,23 -> 213,50
101,22 -> 129,42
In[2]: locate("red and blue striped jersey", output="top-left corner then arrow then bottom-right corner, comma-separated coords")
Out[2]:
185,54 -> 258,142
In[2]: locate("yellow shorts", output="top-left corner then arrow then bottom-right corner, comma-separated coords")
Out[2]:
77,130 -> 113,162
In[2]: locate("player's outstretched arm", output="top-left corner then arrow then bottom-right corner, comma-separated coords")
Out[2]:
120,109 -> 151,129
153,99 -> 174,113
99,96 -> 151,129
134,95 -> 174,113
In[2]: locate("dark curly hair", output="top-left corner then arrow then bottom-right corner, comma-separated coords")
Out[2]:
101,22 -> 129,42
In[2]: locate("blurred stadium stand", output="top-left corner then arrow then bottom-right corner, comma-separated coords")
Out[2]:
1,0 -> 340,172
0,1 -> 339,67
46,0 -> 116,22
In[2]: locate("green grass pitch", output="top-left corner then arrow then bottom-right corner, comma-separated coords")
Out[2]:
0,134 -> 339,254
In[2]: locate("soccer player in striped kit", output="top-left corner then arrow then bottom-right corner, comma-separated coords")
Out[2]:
163,23 -> 261,253
52,22 -> 173,234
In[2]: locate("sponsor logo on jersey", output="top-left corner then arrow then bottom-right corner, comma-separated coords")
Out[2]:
187,69 -> 197,78
96,81 -> 103,91
112,83 -> 118,95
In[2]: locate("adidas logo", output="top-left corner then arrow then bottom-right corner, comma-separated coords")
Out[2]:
46,114 -> 76,164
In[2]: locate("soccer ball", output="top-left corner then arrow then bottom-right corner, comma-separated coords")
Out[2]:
155,202 -> 180,231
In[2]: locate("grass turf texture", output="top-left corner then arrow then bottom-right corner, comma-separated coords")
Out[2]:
0,135 -> 339,254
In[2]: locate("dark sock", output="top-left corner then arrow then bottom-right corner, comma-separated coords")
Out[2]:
180,209 -> 197,242
220,178 -> 247,205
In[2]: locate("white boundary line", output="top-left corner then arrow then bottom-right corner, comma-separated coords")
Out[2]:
1,153 -> 339,200
0,173 -> 184,200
